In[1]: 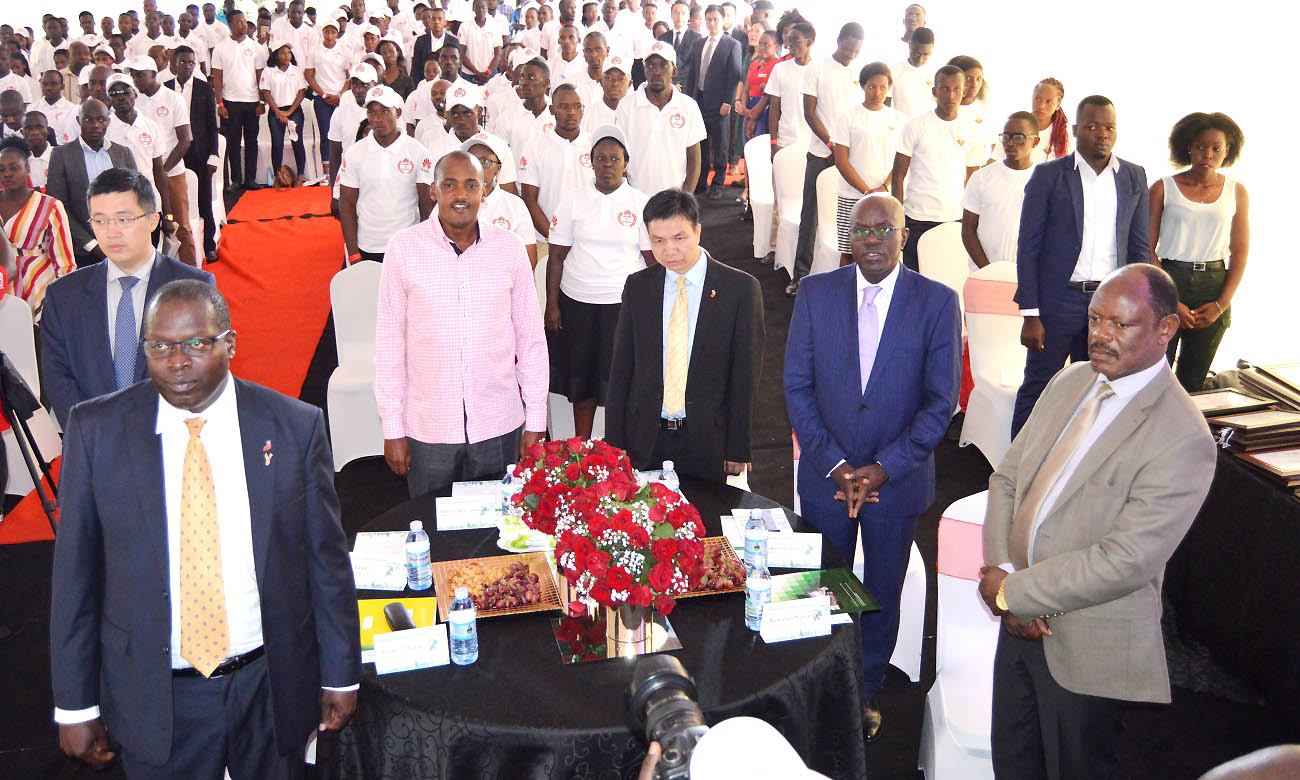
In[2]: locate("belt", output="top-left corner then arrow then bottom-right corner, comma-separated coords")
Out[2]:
660,418 -> 686,431
173,646 -> 265,678
1065,280 -> 1101,293
1162,258 -> 1226,272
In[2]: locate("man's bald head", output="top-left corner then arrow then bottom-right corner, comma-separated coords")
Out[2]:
849,193 -> 907,283
1199,746 -> 1300,780
850,192 -> 905,226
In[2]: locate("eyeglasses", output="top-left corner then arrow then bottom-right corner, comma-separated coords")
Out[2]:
90,213 -> 154,229
850,226 -> 897,241
141,329 -> 232,357
999,132 -> 1038,144
474,156 -> 501,167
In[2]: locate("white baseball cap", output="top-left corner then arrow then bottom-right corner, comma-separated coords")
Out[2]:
603,50 -> 631,74
364,84 -> 404,110
589,123 -> 628,153
361,23 -> 382,37
643,40 -> 677,65
460,132 -> 511,167
125,55 -> 157,72
689,718 -> 830,780
320,19 -> 340,31
445,82 -> 482,111
508,46 -> 539,70
106,72 -> 133,90
348,62 -> 379,82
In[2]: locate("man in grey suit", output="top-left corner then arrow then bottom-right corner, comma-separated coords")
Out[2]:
45,98 -> 138,268
978,263 -> 1217,779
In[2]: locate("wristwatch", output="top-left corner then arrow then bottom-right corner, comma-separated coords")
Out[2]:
995,580 -> 1008,613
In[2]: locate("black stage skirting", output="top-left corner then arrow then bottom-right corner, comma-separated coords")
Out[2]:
325,477 -> 868,780
1166,449 -> 1300,729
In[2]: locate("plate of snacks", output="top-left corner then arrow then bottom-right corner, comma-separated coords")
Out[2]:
678,537 -> 748,598
431,552 -> 561,621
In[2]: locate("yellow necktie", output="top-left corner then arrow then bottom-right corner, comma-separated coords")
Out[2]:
1008,382 -> 1115,569
663,276 -> 689,416
179,417 -> 230,677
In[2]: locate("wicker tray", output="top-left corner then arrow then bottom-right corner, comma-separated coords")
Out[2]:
677,537 -> 746,599
431,552 -> 561,622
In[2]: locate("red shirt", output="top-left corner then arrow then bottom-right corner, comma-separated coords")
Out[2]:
746,56 -> 780,98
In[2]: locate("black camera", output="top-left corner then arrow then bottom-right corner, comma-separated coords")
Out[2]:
626,655 -> 710,780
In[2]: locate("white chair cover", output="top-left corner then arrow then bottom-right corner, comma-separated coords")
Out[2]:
325,262 -> 384,471
811,166 -> 842,276
744,134 -> 774,260
772,145 -> 805,276
0,294 -> 62,496
917,222 -> 976,317
959,261 -> 1024,468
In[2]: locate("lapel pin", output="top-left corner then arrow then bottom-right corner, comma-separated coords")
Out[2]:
710,289 -> 716,298
263,440 -> 273,466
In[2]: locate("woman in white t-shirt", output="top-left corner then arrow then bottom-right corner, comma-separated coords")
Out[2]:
1150,111 -> 1250,393
831,61 -> 902,264
544,125 -> 654,439
259,42 -> 309,178
1029,77 -> 1071,163
948,55 -> 993,161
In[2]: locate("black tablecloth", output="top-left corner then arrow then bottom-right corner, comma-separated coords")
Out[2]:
326,477 -> 868,780
1166,450 -> 1300,728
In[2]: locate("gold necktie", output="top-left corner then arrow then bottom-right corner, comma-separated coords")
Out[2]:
1008,382 -> 1116,570
663,276 -> 689,416
179,417 -> 230,677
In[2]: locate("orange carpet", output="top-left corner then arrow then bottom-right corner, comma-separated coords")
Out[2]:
0,458 -> 60,544
211,186 -> 343,397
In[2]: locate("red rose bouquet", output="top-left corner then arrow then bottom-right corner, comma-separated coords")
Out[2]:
513,438 -> 706,617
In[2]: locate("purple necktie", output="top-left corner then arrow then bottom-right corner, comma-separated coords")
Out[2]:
859,285 -> 881,393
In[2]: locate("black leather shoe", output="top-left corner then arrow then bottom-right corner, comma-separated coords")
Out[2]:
707,185 -> 723,200
863,700 -> 883,743
784,278 -> 799,297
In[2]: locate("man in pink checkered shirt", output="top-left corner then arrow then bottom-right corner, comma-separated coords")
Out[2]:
375,150 -> 549,497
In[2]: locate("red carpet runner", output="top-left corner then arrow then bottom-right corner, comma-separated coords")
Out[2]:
1,187 -> 343,544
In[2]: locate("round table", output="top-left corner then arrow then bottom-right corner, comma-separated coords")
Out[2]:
327,477 -> 868,780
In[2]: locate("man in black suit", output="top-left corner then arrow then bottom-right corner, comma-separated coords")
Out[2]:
45,98 -> 137,268
410,6 -> 455,90
686,4 -> 741,200
41,168 -> 214,430
607,189 -> 764,483
166,45 -> 220,264
51,279 -> 360,779
658,0 -> 700,88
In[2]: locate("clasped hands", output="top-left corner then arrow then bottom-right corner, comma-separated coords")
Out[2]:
830,463 -> 887,519
977,565 -> 1052,641
1177,301 -> 1222,330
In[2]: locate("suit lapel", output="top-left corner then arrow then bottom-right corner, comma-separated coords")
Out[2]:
80,263 -> 114,390
134,253 -> 167,382
686,256 -> 722,384
865,267 -> 915,393
235,380 -> 275,588
123,386 -> 170,579
1066,161 -> 1085,241
1017,367 -> 1097,499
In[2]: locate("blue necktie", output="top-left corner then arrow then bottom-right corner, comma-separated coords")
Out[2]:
113,276 -> 141,390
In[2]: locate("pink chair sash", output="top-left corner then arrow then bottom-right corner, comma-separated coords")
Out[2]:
963,278 -> 1021,317
937,516 -> 985,581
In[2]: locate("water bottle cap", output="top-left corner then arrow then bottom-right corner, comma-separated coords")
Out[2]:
662,460 -> 674,470
410,520 -> 423,531
454,586 -> 469,598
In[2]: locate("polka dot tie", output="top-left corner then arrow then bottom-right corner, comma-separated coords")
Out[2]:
179,417 -> 229,677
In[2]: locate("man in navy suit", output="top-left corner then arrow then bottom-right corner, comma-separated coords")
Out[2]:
51,280 -> 360,778
659,0 -> 701,87
785,193 -> 961,740
40,168 -> 214,429
685,4 -> 741,200
1011,95 -> 1150,438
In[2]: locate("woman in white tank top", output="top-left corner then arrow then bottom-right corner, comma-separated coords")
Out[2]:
1148,112 -> 1250,393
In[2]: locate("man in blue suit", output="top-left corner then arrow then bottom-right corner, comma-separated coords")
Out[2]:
51,280 -> 360,778
40,167 -> 213,429
686,4 -> 741,200
1011,95 -> 1150,438
785,193 -> 961,740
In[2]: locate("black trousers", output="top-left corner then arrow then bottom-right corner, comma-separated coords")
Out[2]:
991,625 -> 1127,780
185,157 -> 217,254
406,425 -> 522,499
222,100 -> 260,187
1163,261 -> 1230,393
901,216 -> 944,272
647,421 -> 725,483
120,655 -> 304,780
700,113 -> 731,188
792,152 -> 834,279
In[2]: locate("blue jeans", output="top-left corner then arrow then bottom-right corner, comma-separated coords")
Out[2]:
311,97 -> 336,172
268,105 -> 306,176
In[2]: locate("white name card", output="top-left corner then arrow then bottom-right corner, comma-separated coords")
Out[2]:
452,480 -> 503,498
436,495 -> 502,530
350,553 -> 408,591
759,594 -> 833,643
372,625 -> 450,674
765,532 -> 823,569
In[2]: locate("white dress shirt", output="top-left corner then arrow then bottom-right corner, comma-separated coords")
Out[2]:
1002,358 -> 1165,569
105,255 -> 156,355
1071,150 -> 1121,283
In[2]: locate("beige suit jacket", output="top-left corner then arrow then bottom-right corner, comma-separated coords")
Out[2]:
984,361 -> 1216,703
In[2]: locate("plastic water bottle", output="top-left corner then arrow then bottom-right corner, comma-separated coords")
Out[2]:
743,512 -> 768,571
745,564 -> 772,631
659,460 -> 681,493
405,520 -> 432,591
449,586 -> 479,665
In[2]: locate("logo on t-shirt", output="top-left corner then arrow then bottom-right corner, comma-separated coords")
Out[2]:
974,117 -> 983,124
453,86 -> 467,98
551,215 -> 558,228
421,157 -> 432,170
156,105 -> 169,118
519,154 -> 529,168
617,210 -> 637,227
541,121 -> 554,135
138,132 -> 153,147
669,112 -> 685,129
579,152 -> 591,168
493,216 -> 511,230
956,137 -> 966,146
242,46 -> 255,56
397,157 -> 414,174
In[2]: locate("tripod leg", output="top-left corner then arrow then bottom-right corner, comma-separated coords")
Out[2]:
14,415 -> 56,500
2,408 -> 56,533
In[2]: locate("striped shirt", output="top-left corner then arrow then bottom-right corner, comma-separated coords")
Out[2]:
375,217 -> 548,445
3,190 -> 76,319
